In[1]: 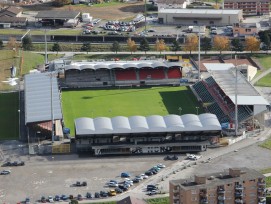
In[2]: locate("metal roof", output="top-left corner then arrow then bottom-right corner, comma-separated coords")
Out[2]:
35,10 -> 80,20
24,73 -> 63,124
64,61 -> 181,71
75,113 -> 221,135
159,8 -> 242,15
205,63 -> 269,106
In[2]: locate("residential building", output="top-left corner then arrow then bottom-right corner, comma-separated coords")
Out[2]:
0,6 -> 26,28
169,167 -> 266,204
224,0 -> 269,16
0,6 -> 22,17
158,9 -> 243,26
156,0 -> 190,10
233,23 -> 260,37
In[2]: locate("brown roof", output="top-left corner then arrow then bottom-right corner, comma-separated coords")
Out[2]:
117,196 -> 146,204
0,6 -> 22,17
0,16 -> 27,23
156,0 -> 186,4
225,0 -> 268,2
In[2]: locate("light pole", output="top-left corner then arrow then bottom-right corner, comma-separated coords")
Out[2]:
198,26 -> 201,82
45,29 -> 48,64
178,107 -> 182,115
50,73 -> 55,144
144,0 -> 147,32
196,107 -> 199,115
234,56 -> 238,136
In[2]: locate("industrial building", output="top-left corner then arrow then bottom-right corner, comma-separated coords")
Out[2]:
169,167 -> 266,204
224,0 -> 270,16
158,9 -> 243,26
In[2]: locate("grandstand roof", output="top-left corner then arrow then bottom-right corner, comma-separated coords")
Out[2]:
24,73 -> 63,124
75,113 -> 221,135
65,60 -> 181,71
204,63 -> 269,105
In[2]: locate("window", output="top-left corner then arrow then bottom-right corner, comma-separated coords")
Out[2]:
245,28 -> 251,32
193,21 -> 198,24
210,21 -> 214,24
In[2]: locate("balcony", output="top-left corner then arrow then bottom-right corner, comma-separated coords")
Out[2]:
259,197 -> 266,203
235,185 -> 243,190
218,188 -> 225,194
235,199 -> 243,204
258,188 -> 265,192
200,199 -> 208,204
258,181 -> 266,186
218,196 -> 226,201
173,196 -> 179,200
235,192 -> 243,197
173,201 -> 179,204
173,189 -> 179,193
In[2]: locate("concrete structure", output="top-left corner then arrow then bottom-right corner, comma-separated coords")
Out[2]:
224,0 -> 269,16
237,64 -> 257,82
156,0 -> 190,10
169,167 -> 266,204
233,23 -> 260,37
158,9 -> 243,26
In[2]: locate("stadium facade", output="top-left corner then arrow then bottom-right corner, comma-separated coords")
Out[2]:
74,114 -> 221,155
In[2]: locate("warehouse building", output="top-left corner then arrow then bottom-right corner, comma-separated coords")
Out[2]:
158,9 -> 243,26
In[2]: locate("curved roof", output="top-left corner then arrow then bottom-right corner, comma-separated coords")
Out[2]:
75,114 -> 221,135
64,60 -> 182,71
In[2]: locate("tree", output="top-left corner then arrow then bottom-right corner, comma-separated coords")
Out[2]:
51,43 -> 61,54
22,35 -> 33,51
201,37 -> 212,54
171,40 -> 181,53
0,39 -> 3,49
7,37 -> 19,57
231,38 -> 244,52
262,32 -> 270,50
69,200 -> 79,204
53,0 -> 71,7
139,38 -> 150,54
155,39 -> 167,54
213,35 -> 230,54
127,38 -> 137,54
183,34 -> 198,55
111,41 -> 120,53
81,42 -> 91,54
245,36 -> 260,53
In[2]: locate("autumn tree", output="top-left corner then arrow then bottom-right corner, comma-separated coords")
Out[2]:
7,37 -> 19,57
213,35 -> 230,54
127,38 -> 137,54
201,37 -> 212,54
184,34 -> 198,55
155,39 -> 167,54
171,40 -> 181,53
245,36 -> 260,53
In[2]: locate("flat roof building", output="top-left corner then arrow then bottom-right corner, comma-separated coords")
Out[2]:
158,8 -> 243,26
170,167 -> 266,204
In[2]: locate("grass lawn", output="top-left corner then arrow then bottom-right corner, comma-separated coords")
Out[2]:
255,73 -> 271,87
267,176 -> 271,188
259,139 -> 271,150
147,197 -> 169,204
62,86 -> 203,136
0,92 -> 19,140
252,55 -> 271,86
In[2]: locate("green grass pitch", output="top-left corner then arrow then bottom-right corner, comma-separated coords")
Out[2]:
62,86 -> 203,136
0,92 -> 19,140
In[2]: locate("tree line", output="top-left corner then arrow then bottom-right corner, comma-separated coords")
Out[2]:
0,34 -> 265,54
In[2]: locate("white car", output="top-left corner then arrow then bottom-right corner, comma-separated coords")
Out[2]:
124,178 -> 133,182
187,154 -> 202,160
109,182 -> 118,187
0,170 -> 11,175
157,163 -> 166,168
48,196 -> 54,203
141,174 -> 149,179
135,175 -> 143,180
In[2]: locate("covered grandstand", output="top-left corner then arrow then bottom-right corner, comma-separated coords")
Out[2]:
191,63 -> 269,131
74,113 -> 221,155
61,60 -> 183,87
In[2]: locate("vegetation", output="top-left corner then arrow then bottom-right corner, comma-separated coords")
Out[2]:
213,35 -> 230,54
81,42 -> 91,53
259,139 -> 271,150
51,43 -> 62,54
146,197 -> 170,204
62,86 -> 203,136
267,176 -> 271,188
171,40 -> 181,53
201,37 -> 212,54
111,41 -> 120,53
245,36 -> 260,53
155,39 -> 168,54
184,34 -> 198,54
22,35 -> 33,51
127,38 -> 137,54
261,167 -> 271,174
0,92 -> 19,140
139,38 -> 150,53
231,38 -> 244,52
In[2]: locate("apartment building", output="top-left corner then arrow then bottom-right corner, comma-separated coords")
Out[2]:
169,168 -> 266,204
224,0 -> 269,16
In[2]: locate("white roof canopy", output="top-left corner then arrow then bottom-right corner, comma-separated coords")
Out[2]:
75,113 -> 221,135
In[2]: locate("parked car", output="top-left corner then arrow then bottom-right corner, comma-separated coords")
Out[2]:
109,180 -> 118,184
108,189 -> 117,196
61,195 -> 68,200
118,185 -> 129,191
140,173 -> 149,179
132,178 -> 140,183
164,155 -> 178,160
95,192 -> 100,198
0,170 -> 11,175
74,181 -> 87,187
135,175 -> 143,180
40,196 -> 46,203
77,194 -> 83,201
25,198 -> 30,204
86,192 -> 92,199
115,187 -> 123,193
48,196 -> 54,203
54,195 -> 60,201
108,182 -> 118,187
157,163 -> 166,168
147,190 -> 157,195
145,171 -> 153,176
100,191 -> 108,197
121,172 -> 130,178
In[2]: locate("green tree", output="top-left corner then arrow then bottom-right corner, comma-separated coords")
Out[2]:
69,199 -> 78,204
231,38 -> 244,52
201,37 -> 212,54
262,32 -> 270,50
81,42 -> 91,54
51,43 -> 61,54
111,41 -> 120,53
171,40 -> 181,53
0,39 -> 3,49
53,0 -> 71,6
139,38 -> 150,54
22,35 -> 33,51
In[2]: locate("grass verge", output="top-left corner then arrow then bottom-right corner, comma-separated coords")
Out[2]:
146,197 -> 169,204
259,139 -> 271,150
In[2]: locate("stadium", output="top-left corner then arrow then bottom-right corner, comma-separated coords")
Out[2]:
23,58 -> 270,155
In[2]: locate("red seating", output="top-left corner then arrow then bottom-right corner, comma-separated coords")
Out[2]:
115,69 -> 137,80
139,68 -> 165,80
168,68 -> 182,79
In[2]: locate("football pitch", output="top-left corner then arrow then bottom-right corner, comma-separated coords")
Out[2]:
62,86 -> 203,136
0,92 -> 19,140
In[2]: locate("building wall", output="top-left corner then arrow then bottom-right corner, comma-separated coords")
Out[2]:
233,26 -> 258,36
158,12 -> 242,26
224,0 -> 269,15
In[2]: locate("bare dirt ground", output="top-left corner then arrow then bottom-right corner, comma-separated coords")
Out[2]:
22,1 -> 145,20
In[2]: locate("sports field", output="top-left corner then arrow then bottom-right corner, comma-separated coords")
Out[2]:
0,92 -> 19,140
62,86 -> 203,136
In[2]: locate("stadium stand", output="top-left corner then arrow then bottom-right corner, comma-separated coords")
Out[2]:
139,68 -> 165,80
167,67 -> 182,79
115,69 -> 137,80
